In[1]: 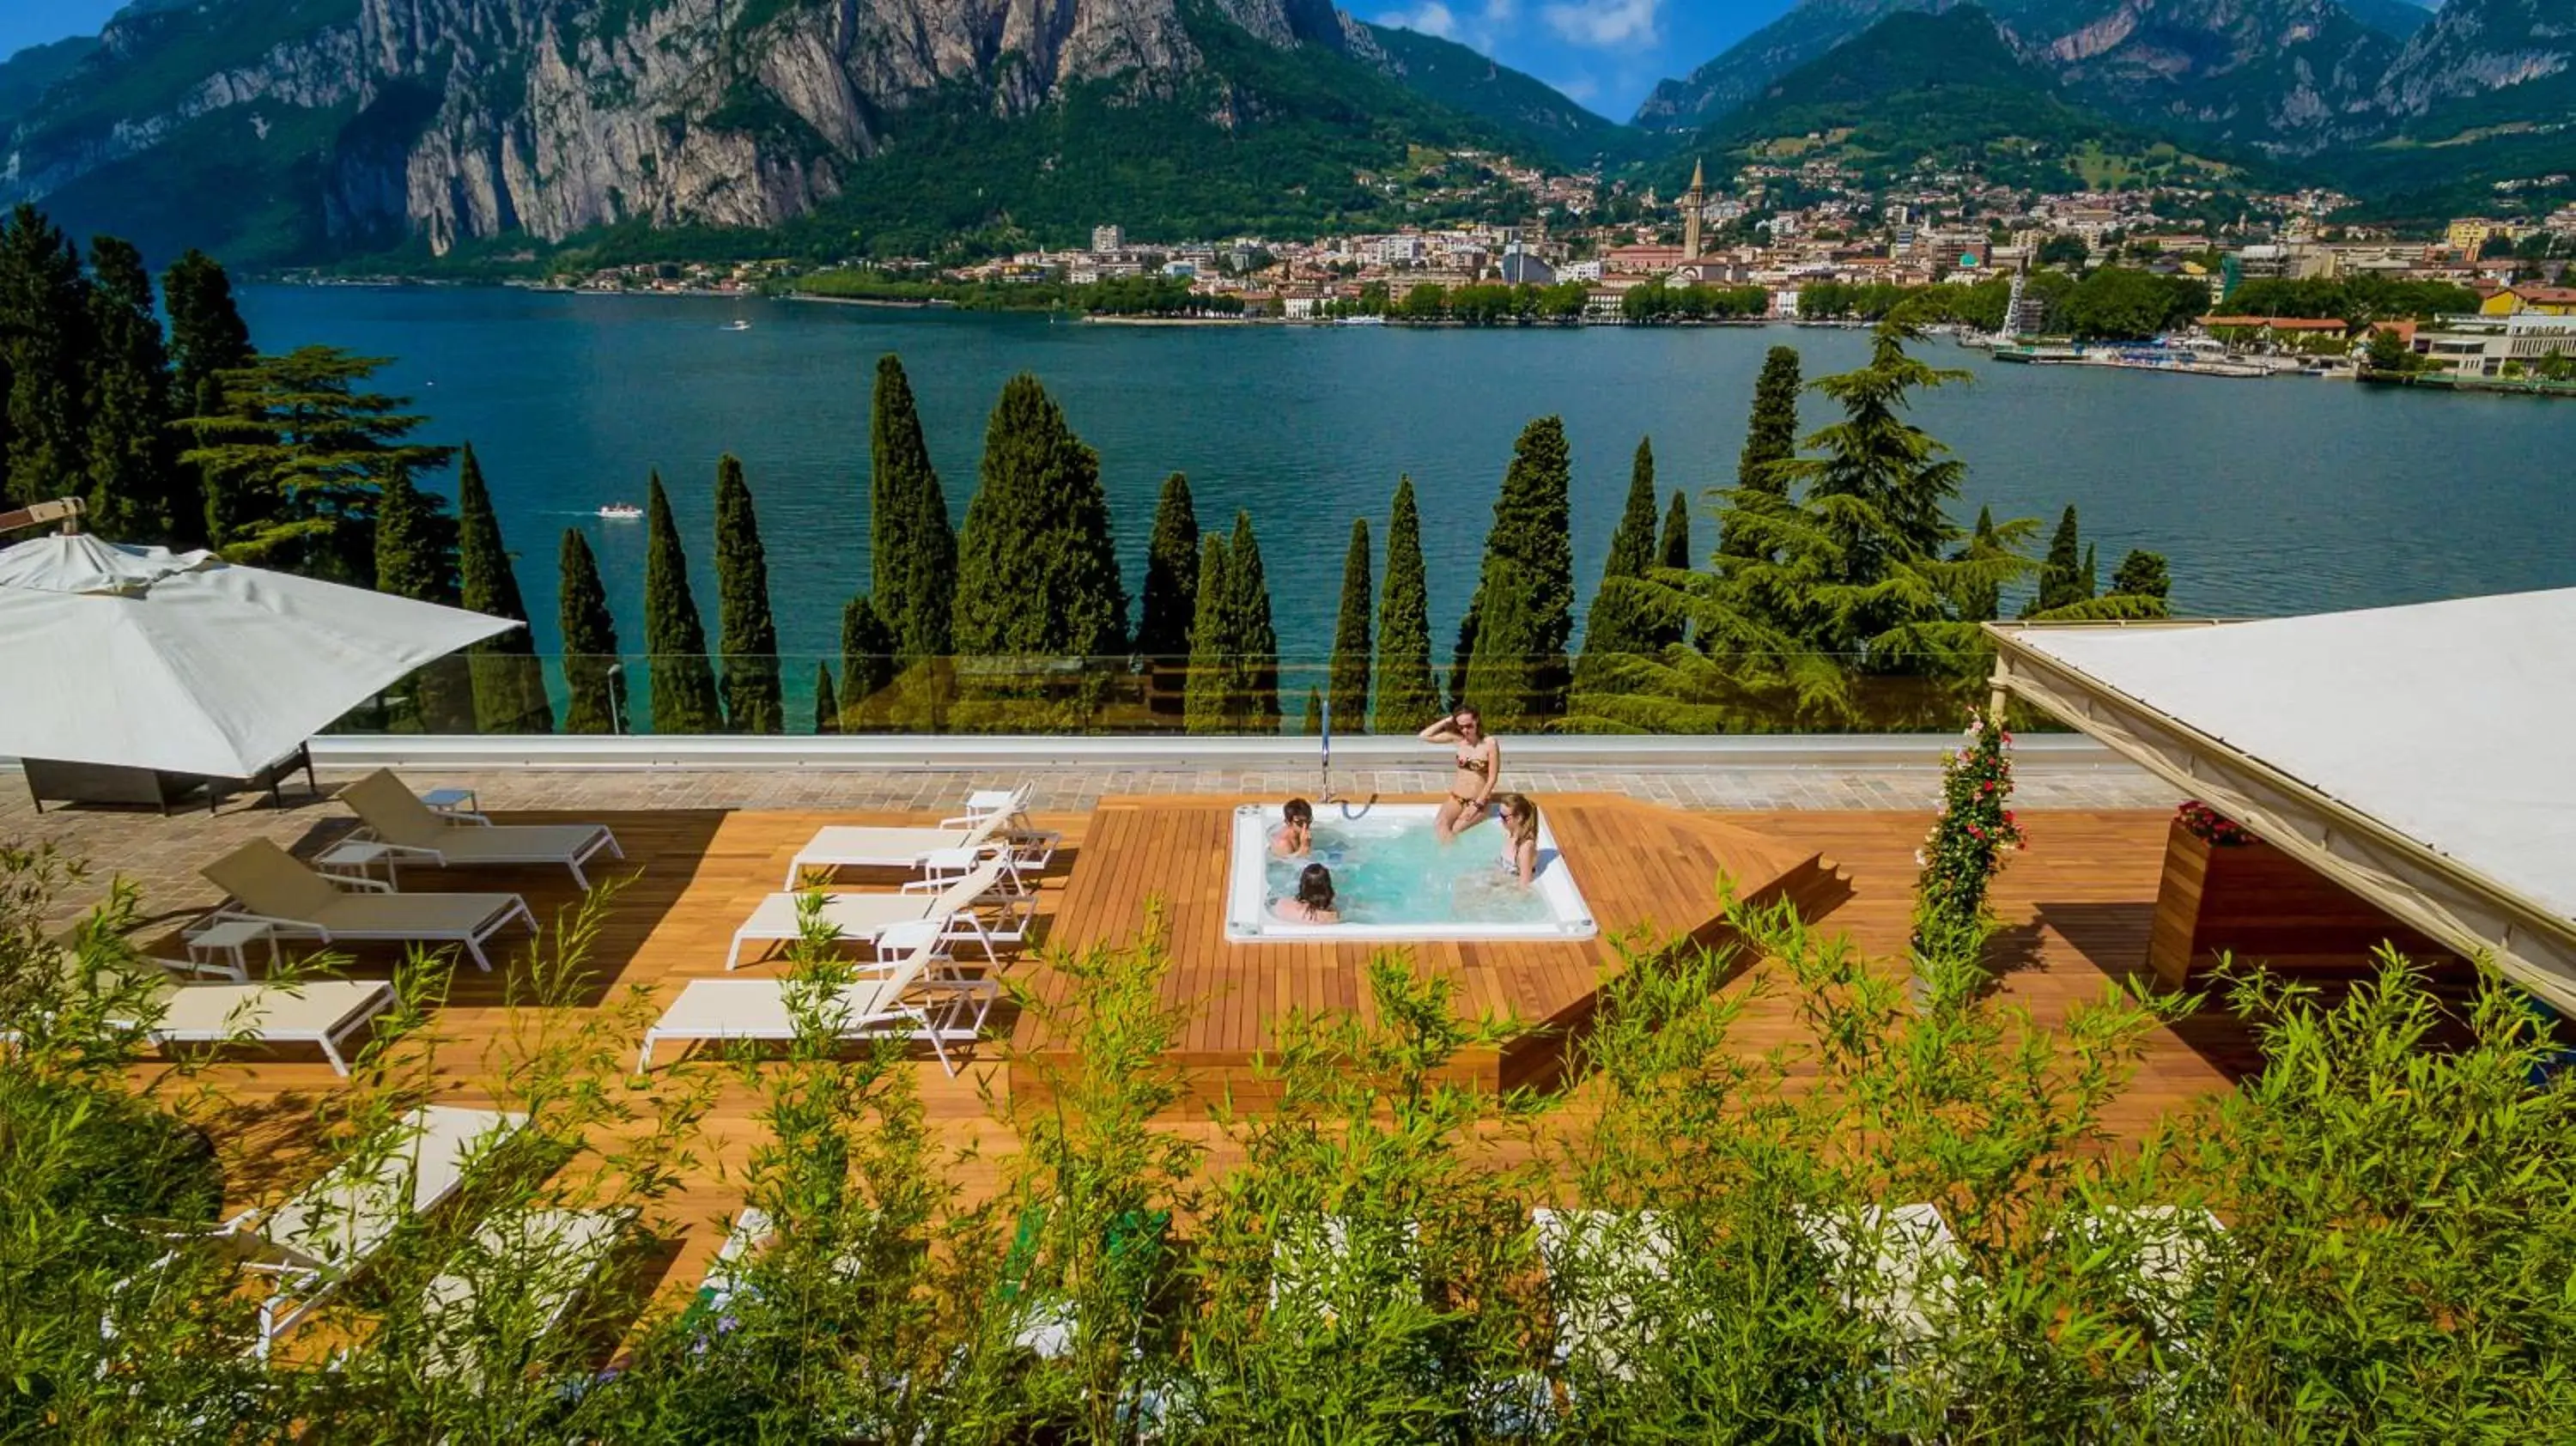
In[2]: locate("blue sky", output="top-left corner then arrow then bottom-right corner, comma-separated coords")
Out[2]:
8,0 -> 1783,124
2,0 -> 123,62
1350,0 -> 1793,120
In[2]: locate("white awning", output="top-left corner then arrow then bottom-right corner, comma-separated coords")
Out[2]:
1987,589 -> 2576,1012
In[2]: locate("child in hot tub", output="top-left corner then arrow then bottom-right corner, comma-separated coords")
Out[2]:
1270,863 -> 1341,924
1272,798 -> 1315,857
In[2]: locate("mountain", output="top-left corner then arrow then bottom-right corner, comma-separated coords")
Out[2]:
1364,22 -> 1644,167
0,0 -> 1558,265
2326,0 -> 2576,212
0,36 -> 100,129
1636,0 -> 2401,157
1695,7 -> 2242,191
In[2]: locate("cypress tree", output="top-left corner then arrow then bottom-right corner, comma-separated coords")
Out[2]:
2081,543 -> 2098,603
374,472 -> 471,732
558,529 -> 625,734
1955,505 -> 2003,623
2110,549 -> 2171,601
1183,534 -> 1232,734
1725,345 -> 1802,558
953,373 -> 1128,659
2032,506 -> 2084,614
160,248 -> 252,547
643,472 -> 720,734
1577,436 -> 1665,665
1460,416 -> 1577,726
1137,471 -> 1200,661
1328,517 -> 1372,732
1224,510 -> 1281,732
814,661 -> 841,735
79,236 -> 172,542
839,592 -> 899,720
1372,476 -> 1438,733
1303,687 -> 1325,737
454,445 -> 555,734
0,204 -> 92,511
1659,489 -> 1692,569
714,453 -> 783,734
868,355 -> 955,658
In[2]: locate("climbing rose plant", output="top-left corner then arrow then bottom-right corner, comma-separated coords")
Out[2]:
1912,709 -> 2026,954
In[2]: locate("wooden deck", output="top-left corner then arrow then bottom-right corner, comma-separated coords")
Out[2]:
1012,794 -> 1844,1107
94,796 -> 2265,1305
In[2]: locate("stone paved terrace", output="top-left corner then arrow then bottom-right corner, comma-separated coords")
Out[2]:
2,756 -> 2178,925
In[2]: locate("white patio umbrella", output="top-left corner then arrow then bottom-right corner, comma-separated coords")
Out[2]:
0,533 -> 518,777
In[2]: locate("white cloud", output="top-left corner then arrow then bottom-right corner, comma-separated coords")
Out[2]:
1380,0 -> 1519,51
1539,0 -> 1659,47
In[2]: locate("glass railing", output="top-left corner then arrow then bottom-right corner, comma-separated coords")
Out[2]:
326,652 -> 2013,738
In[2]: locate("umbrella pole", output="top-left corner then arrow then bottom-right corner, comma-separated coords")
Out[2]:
0,497 -> 82,538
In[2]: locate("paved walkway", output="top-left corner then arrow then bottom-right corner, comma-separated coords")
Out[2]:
1,759 -> 2178,927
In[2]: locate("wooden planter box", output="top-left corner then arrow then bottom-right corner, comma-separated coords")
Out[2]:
2147,818 -> 2447,988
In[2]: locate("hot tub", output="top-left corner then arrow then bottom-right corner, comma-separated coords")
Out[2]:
1224,801 -> 1597,943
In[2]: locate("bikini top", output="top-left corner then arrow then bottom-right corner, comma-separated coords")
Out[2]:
1455,752 -> 1492,776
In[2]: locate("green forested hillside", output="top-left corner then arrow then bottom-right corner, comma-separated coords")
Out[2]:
1364,23 -> 1651,167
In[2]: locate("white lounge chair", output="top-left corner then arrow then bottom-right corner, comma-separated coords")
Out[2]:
207,1105 -> 528,1357
945,785 -> 1060,871
112,963 -> 394,1076
203,839 -> 538,972
780,811 -> 1016,889
638,926 -> 996,1075
724,855 -> 1034,970
341,770 -> 623,888
684,1206 -> 777,1334
1533,1208 -> 1679,1380
416,1206 -> 632,1382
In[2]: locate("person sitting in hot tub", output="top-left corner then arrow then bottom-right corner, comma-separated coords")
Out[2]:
1270,863 -> 1341,924
1272,797 -> 1315,857
1496,793 -> 1542,887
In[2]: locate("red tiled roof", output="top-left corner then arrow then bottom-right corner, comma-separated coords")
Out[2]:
2199,316 -> 2348,331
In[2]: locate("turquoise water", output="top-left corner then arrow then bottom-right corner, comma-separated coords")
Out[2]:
1265,811 -> 1553,927
235,285 -> 2576,665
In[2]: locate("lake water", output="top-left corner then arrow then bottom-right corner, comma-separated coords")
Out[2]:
239,284 -> 2576,664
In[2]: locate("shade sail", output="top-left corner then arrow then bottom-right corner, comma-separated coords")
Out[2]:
0,534 -> 516,777
1988,589 -> 2576,1010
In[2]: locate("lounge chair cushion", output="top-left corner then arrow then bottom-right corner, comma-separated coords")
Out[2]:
259,1106 -> 524,1272
137,979 -> 392,1040
423,823 -> 609,867
303,890 -> 525,937
204,839 -> 343,921
340,770 -> 457,849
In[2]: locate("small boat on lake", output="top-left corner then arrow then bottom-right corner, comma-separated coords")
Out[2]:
598,502 -> 643,520
722,319 -> 752,331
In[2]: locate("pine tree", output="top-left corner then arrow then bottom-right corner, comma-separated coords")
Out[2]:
454,445 -> 555,734
1224,510 -> 1281,732
2032,506 -> 2085,615
868,355 -> 956,659
0,204 -> 93,511
1460,416 -> 1577,726
953,374 -> 1128,658
839,592 -> 900,722
814,661 -> 841,735
557,529 -> 625,734
374,472 -> 471,732
1577,436 -> 1665,666
1183,534 -> 1232,734
1724,346 -> 1801,557
1328,517 -> 1372,732
643,472 -> 720,734
713,454 -> 783,733
160,248 -> 252,547
1138,471 -> 1201,661
1372,476 -> 1438,732
79,237 -> 172,541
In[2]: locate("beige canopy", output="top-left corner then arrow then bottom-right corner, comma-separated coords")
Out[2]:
1986,589 -> 2576,1014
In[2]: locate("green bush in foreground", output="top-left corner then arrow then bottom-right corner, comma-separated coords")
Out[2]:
10,800 -> 2576,1440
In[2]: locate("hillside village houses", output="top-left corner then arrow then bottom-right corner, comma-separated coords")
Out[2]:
560,146 -> 2571,365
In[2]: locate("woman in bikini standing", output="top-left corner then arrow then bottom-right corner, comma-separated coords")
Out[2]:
1419,707 -> 1502,842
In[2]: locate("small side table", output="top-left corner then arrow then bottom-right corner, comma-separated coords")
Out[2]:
317,839 -> 405,890
420,787 -> 486,823
185,918 -> 277,982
